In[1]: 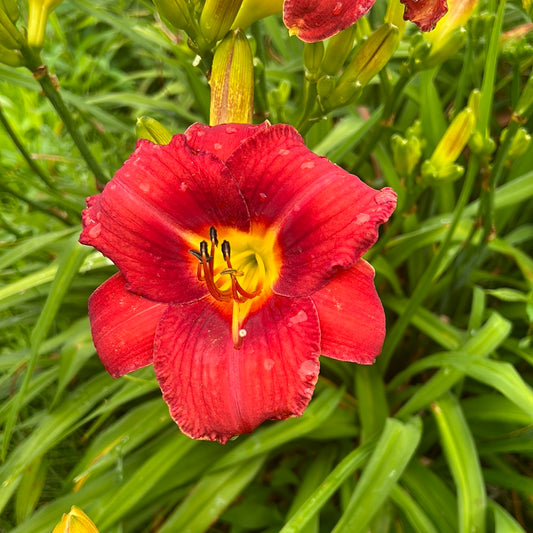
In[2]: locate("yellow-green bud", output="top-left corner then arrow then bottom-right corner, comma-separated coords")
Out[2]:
384,0 -> 406,38
0,43 -> 22,65
153,0 -> 193,33
332,23 -> 399,102
232,0 -> 283,31
0,8 -> 22,49
423,26 -> 467,68
515,72 -> 533,119
0,0 -> 19,23
27,0 -> 63,49
391,133 -> 422,177
52,506 -> 99,533
317,75 -> 335,100
209,29 -> 254,125
200,0 -> 243,43
421,160 -> 464,184
430,107 -> 475,168
136,116 -> 173,145
469,131 -> 496,156
303,41 -> 324,81
502,127 -> 532,161
320,25 -> 356,76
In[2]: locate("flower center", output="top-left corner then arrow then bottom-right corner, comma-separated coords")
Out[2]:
189,225 -> 280,349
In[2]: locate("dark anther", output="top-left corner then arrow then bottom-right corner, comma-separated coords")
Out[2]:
221,240 -> 231,260
199,241 -> 208,256
209,226 -> 219,247
188,249 -> 202,261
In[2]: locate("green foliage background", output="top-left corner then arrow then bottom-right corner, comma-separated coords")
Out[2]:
0,0 -> 532,531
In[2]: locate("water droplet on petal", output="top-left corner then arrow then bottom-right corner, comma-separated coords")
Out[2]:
259,192 -> 267,202
333,2 -> 343,15
264,358 -> 275,370
140,182 -> 150,193
225,126 -> 238,134
239,328 -> 247,338
300,160 -> 315,170
355,213 -> 370,224
214,143 -> 222,150
278,148 -> 290,156
180,181 -> 188,192
289,309 -> 308,326
87,223 -> 101,239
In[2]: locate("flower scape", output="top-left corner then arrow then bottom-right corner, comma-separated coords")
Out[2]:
80,122 -> 396,444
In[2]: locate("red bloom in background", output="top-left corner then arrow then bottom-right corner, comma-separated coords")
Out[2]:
283,0 -> 448,42
80,122 -> 396,444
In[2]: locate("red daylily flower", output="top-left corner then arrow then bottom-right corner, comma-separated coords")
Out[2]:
283,0 -> 448,41
80,122 -> 396,444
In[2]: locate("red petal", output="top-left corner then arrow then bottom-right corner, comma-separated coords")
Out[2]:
153,295 -> 320,443
400,0 -> 448,31
312,260 -> 385,364
184,122 -> 269,163
283,0 -> 376,42
88,273 -> 167,378
226,124 -> 397,297
80,135 -> 250,303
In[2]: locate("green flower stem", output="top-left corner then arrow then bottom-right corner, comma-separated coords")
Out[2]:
379,155 -> 481,372
21,47 -> 108,189
0,104 -> 56,190
296,78 -> 318,133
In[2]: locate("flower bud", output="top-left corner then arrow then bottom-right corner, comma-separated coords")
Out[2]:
422,160 -> 464,183
469,131 -> 496,156
385,0 -> 406,38
423,26 -> 467,68
136,116 -> 172,145
316,75 -> 335,100
0,42 -> 22,65
52,506 -> 99,533
232,0 -> 283,31
515,72 -> 533,119
502,127 -> 532,161
391,133 -> 422,177
153,0 -> 193,33
0,8 -> 22,49
430,107 -> 475,168
303,41 -> 324,81
200,0 -> 243,43
27,0 -> 63,49
0,0 -> 19,23
331,23 -> 399,103
209,29 -> 253,125
320,25 -> 356,76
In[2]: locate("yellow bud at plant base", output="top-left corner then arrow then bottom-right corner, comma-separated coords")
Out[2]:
232,0 -> 283,31
330,24 -> 399,106
153,0 -> 193,33
210,29 -> 254,125
52,506 -> 99,533
27,0 -> 63,49
200,0 -> 243,43
430,108 -> 475,168
136,116 -> 172,145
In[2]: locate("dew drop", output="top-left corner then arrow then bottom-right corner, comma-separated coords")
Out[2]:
214,142 -> 222,150
225,125 -> 238,134
289,309 -> 308,326
196,130 -> 205,137
87,223 -> 101,239
355,213 -> 370,224
239,328 -> 247,338
259,192 -> 267,202
278,148 -> 290,156
180,181 -> 188,192
300,160 -> 315,170
264,358 -> 275,370
332,2 -> 343,15
139,182 -> 150,193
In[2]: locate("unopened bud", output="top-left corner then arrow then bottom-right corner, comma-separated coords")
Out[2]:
421,160 -> 464,183
52,506 -> 99,533
136,116 -> 172,145
426,0 -> 478,50
200,0 -> 243,43
0,0 -> 19,23
502,127 -> 532,161
391,133 -> 422,177
423,26 -> 467,68
0,8 -> 22,49
27,0 -> 63,49
153,0 -> 193,33
430,107 -> 475,168
232,0 -> 283,31
385,0 -> 406,37
320,25 -> 356,76
303,41 -> 324,81
469,131 -> 496,156
317,75 -> 335,100
209,29 -> 253,125
515,72 -> 533,119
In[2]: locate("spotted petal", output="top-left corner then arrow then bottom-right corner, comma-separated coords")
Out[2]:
154,295 -> 320,443
80,135 -> 250,303
88,273 -> 167,378
283,0 -> 376,42
226,124 -> 397,298
312,259 -> 385,364
400,0 -> 448,32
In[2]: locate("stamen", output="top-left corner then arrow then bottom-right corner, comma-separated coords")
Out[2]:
200,240 -> 230,302
232,301 -> 244,349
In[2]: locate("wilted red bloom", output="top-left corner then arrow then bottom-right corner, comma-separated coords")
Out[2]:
80,122 -> 396,444
283,0 -> 448,41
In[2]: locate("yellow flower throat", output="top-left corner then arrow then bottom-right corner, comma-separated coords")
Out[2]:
189,225 -> 280,349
